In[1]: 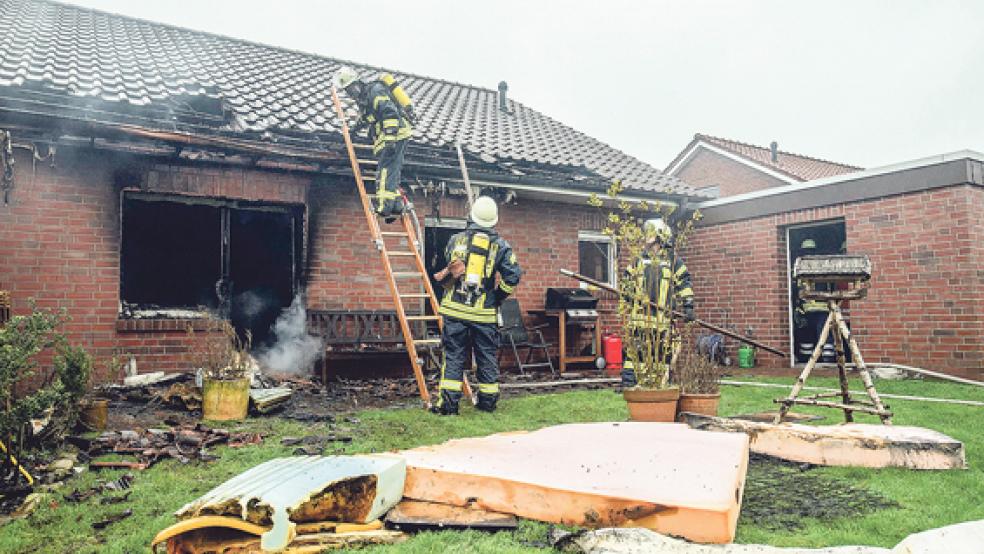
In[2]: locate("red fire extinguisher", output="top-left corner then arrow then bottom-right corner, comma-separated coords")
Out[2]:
602,334 -> 623,377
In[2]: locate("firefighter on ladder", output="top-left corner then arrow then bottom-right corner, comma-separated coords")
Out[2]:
334,66 -> 414,222
432,196 -> 522,415
621,218 -> 695,388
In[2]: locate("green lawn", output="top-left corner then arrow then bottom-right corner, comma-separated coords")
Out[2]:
0,378 -> 981,553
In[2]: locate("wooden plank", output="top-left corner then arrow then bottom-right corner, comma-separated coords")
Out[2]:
400,422 -> 750,544
385,500 -> 517,530
681,412 -> 965,470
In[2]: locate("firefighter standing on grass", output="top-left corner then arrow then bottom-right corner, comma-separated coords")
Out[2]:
621,218 -> 695,388
335,67 -> 414,221
432,196 -> 522,415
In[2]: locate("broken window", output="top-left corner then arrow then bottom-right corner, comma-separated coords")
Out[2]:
121,193 -> 304,346
578,231 -> 615,286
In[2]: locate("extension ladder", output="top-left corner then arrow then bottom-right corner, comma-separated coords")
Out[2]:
330,86 -> 472,409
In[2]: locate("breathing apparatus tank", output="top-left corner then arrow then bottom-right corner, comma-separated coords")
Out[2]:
457,232 -> 490,304
379,73 -> 416,124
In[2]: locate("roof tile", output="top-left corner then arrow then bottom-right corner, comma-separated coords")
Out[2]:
0,0 -> 702,197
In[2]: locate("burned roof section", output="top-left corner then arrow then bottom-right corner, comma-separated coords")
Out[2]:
0,0 -> 700,197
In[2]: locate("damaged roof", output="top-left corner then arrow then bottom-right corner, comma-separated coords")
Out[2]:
0,0 -> 699,197
667,133 -> 863,182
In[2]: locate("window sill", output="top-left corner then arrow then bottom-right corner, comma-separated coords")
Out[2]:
116,318 -> 216,333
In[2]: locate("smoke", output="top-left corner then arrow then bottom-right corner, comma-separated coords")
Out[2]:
257,294 -> 324,376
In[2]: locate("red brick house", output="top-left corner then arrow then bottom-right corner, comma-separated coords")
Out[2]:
665,134 -> 862,198
0,0 -> 705,382
684,149 -> 984,379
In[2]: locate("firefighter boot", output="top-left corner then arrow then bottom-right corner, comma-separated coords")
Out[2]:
430,390 -> 460,415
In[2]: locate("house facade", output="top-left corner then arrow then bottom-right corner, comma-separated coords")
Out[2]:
665,134 -> 862,198
0,0 -> 703,382
685,152 -> 984,379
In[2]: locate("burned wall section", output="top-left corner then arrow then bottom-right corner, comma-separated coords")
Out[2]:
686,184 -> 984,378
0,145 -> 313,383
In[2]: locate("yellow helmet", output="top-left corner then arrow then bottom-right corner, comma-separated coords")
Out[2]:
470,196 -> 499,228
333,66 -> 361,90
644,218 -> 672,244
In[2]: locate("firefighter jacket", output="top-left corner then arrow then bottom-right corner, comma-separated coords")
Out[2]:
356,80 -> 413,155
623,250 -> 694,331
439,223 -> 522,324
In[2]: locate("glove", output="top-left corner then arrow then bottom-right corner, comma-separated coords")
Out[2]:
448,259 -> 465,279
683,304 -> 695,322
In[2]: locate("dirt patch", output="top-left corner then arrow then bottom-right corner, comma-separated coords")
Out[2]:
741,453 -> 899,531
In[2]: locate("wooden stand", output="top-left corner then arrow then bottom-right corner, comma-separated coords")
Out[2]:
529,309 -> 602,373
775,257 -> 892,424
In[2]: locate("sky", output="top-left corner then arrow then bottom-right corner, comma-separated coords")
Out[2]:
62,0 -> 984,171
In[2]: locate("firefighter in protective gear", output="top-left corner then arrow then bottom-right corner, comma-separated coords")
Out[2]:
433,196 -> 521,415
621,218 -> 695,388
335,66 -> 414,221
794,238 -> 832,361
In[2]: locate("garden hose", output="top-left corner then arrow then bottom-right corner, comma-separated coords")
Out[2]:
0,437 -> 34,486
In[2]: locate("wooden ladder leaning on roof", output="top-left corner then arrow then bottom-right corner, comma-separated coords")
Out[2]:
329,86 -> 473,410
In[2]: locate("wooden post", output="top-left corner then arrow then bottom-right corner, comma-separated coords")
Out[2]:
830,301 -> 853,423
831,308 -> 891,424
775,312 -> 833,424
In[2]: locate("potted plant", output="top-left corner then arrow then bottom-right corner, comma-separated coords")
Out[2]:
590,182 -> 701,422
674,327 -> 722,418
192,320 -> 252,421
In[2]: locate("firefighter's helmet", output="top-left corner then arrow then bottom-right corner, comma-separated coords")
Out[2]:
334,66 -> 361,91
644,218 -> 672,244
470,196 -> 499,228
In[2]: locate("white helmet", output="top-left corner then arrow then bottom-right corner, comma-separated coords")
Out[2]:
333,66 -> 361,90
644,218 -> 672,244
470,196 -> 499,228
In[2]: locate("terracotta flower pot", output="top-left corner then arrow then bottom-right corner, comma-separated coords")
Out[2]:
622,387 -> 680,422
677,392 -> 721,420
202,377 -> 249,421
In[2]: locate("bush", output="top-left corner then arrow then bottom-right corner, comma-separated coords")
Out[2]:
0,305 -> 92,470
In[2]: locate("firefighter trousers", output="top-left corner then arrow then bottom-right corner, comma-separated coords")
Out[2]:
437,317 -> 501,414
376,138 -> 407,209
621,328 -> 672,388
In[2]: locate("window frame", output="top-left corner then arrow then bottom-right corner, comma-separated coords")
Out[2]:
577,230 -> 617,287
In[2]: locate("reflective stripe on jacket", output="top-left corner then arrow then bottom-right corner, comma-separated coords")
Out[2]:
623,251 -> 693,330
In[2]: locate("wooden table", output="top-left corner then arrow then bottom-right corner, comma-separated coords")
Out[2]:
528,309 -> 603,373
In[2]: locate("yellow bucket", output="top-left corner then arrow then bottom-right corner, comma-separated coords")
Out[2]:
201,378 -> 249,421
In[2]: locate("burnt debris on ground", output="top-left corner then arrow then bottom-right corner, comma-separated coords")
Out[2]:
740,453 -> 899,531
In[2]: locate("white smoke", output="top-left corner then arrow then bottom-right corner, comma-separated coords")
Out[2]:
257,294 -> 324,376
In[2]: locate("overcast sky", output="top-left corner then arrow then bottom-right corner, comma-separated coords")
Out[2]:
64,0 -> 984,171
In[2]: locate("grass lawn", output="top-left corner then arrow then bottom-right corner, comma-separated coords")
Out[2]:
0,377 -> 981,553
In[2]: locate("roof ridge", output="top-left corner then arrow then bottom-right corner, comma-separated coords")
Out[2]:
695,133 -> 862,170
46,0 -> 499,94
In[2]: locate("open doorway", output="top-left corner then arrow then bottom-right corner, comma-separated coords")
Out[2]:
423,217 -> 467,314
786,220 -> 847,364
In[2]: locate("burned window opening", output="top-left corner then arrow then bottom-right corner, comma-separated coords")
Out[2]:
121,194 -> 304,347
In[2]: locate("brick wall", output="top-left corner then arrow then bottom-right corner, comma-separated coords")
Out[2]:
1,145 -> 620,384
0,146 -> 312,383
686,185 -> 984,378
675,148 -> 789,197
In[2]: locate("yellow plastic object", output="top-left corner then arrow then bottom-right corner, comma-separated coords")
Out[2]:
463,233 -> 490,288
0,438 -> 33,486
379,73 -> 412,113
150,515 -> 270,548
201,377 -> 249,421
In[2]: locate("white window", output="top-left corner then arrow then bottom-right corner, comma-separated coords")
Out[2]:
578,231 -> 616,287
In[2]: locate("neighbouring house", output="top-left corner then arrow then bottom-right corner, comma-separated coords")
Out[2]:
677,140 -> 984,379
665,134 -> 862,198
0,0 -> 707,383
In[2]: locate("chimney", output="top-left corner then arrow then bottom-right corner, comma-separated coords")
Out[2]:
769,141 -> 778,163
497,81 -> 508,111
